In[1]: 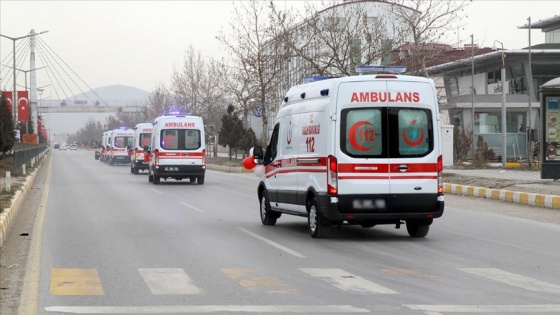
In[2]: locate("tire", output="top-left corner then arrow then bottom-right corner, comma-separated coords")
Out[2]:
308,198 -> 330,238
130,165 -> 134,173
190,177 -> 196,183
260,190 -> 277,225
406,220 -> 430,238
197,175 -> 205,185
133,166 -> 139,174
148,174 -> 153,182
153,174 -> 160,184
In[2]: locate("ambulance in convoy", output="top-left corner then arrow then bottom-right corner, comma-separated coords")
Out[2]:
252,67 -> 444,238
106,127 -> 134,165
145,114 -> 206,184
129,123 -> 153,174
100,131 -> 111,163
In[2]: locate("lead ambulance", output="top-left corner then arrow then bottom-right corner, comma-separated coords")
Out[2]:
129,123 -> 153,174
146,114 -> 206,184
253,69 -> 444,238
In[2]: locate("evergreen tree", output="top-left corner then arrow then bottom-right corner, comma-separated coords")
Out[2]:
218,104 -> 244,159
0,96 -> 15,157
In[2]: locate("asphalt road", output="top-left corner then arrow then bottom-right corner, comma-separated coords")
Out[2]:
2,149 -> 560,314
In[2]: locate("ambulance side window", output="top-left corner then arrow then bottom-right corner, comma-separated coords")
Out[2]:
264,124 -> 279,164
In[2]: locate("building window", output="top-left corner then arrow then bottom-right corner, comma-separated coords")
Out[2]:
545,28 -> 560,43
474,112 -> 526,134
487,70 -> 501,84
508,63 -> 527,94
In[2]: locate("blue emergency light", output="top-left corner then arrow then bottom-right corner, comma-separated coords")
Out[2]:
303,76 -> 331,83
355,65 -> 407,74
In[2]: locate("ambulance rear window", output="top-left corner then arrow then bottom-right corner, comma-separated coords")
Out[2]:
139,133 -> 151,148
114,136 -> 133,148
340,107 -> 433,158
395,109 -> 431,156
161,129 -> 201,150
341,108 -> 383,157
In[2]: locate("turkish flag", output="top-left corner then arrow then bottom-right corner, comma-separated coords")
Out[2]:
17,91 -> 29,122
1,91 -> 13,113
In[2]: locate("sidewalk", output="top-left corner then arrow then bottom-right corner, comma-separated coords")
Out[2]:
443,167 -> 560,209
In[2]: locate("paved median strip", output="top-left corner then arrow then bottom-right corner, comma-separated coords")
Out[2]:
444,183 -> 560,209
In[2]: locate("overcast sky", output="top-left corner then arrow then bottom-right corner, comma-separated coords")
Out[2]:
1,0 -> 557,135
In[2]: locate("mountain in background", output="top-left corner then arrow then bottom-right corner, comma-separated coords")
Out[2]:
73,84 -> 151,101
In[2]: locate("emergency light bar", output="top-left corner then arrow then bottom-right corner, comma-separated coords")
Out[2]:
355,65 -> 407,75
303,76 -> 331,83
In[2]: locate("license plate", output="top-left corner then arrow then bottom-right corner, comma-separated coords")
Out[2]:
353,199 -> 386,210
165,167 -> 179,171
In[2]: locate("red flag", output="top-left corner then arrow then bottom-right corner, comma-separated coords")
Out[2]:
17,91 -> 29,122
1,91 -> 13,113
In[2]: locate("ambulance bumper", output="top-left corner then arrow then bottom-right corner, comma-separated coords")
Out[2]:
317,193 -> 445,221
155,165 -> 205,177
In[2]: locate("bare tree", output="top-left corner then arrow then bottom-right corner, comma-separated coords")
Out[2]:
217,0 -> 288,145
172,45 -> 205,116
388,0 -> 470,76
271,0 -> 410,78
146,83 -> 175,118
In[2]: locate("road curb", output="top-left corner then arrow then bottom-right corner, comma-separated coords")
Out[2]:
444,183 -> 560,209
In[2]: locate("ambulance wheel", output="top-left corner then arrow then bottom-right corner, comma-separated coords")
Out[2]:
148,174 -> 153,182
130,165 -> 134,173
260,190 -> 277,225
308,198 -> 330,238
133,166 -> 139,174
197,175 -> 205,185
406,220 -> 430,238
153,174 -> 160,184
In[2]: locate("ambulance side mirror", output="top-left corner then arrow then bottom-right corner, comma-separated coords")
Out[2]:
253,146 -> 263,160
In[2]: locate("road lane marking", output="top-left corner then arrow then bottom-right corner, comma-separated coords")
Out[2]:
221,269 -> 298,294
50,268 -> 104,295
237,227 -> 304,258
405,304 -> 560,313
149,188 -> 163,194
138,268 -> 203,295
179,201 -> 206,213
44,305 -> 370,313
459,268 -> 560,294
299,268 -> 398,294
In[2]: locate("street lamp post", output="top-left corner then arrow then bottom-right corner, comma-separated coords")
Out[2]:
493,40 -> 507,168
0,30 -> 48,130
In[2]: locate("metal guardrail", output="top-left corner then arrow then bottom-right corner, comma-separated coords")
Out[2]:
12,143 -> 50,176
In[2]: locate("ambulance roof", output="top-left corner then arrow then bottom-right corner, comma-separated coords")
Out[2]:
282,74 -> 434,107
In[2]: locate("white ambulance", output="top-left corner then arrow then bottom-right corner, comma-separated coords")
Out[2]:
252,70 -> 444,238
145,114 -> 206,184
107,128 -> 134,165
100,131 -> 111,163
129,123 -> 153,174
